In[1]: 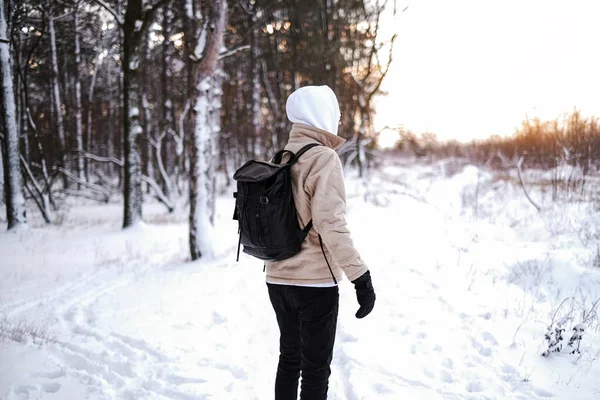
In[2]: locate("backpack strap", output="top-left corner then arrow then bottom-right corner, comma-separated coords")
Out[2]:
273,149 -> 294,164
287,143 -> 321,165
289,143 -> 321,240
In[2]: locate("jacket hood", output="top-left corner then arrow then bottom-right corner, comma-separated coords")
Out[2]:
286,85 -> 341,135
288,124 -> 346,151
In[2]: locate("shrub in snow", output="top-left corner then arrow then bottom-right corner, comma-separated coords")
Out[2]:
542,318 -> 587,357
0,315 -> 53,345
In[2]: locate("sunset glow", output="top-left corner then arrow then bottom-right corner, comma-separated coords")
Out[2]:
375,0 -> 600,142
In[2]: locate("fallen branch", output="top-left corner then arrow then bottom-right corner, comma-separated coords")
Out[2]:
55,167 -> 111,202
63,189 -> 110,203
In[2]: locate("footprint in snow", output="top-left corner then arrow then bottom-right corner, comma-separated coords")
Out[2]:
481,331 -> 499,345
534,388 -> 554,398
440,370 -> 453,383
212,312 -> 226,324
372,382 -> 393,395
14,384 -> 36,397
423,368 -> 435,379
479,311 -> 493,320
501,364 -> 518,375
34,369 -> 65,379
42,382 -> 61,393
471,337 -> 493,357
466,380 -> 484,393
478,346 -> 493,357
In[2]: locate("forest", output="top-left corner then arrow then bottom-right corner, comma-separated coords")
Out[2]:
0,0 -> 396,258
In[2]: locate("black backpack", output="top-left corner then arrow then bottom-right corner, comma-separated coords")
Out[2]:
232,143 -> 321,262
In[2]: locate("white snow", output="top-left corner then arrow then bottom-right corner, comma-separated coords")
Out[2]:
128,107 -> 139,118
134,20 -> 143,32
132,124 -> 143,136
128,59 -> 139,71
1,158 -> 600,399
194,25 -> 207,60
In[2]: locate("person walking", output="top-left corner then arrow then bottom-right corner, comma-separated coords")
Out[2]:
265,85 -> 376,400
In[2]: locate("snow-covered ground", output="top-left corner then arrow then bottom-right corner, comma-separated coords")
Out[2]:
1,158 -> 599,399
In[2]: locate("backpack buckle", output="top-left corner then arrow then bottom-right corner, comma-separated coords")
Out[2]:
260,197 -> 269,204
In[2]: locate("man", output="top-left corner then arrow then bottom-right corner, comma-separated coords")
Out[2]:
266,85 -> 376,399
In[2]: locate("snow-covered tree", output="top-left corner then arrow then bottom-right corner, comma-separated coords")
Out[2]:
187,0 -> 227,260
1,0 -> 27,229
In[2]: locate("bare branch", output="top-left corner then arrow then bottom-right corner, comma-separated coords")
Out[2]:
76,151 -> 124,167
516,154 -> 541,212
89,0 -> 124,26
55,167 -> 111,202
219,45 -> 251,60
239,0 -> 255,15
23,180 -> 51,224
140,175 -> 174,212
20,155 -> 43,200
149,0 -> 173,13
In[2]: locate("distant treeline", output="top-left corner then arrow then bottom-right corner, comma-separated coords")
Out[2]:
392,110 -> 600,200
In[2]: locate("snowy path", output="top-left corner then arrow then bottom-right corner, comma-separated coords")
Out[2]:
2,163 -> 599,399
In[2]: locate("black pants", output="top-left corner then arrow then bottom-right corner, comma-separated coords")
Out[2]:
267,283 -> 339,400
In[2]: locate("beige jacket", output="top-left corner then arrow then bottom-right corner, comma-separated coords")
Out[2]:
266,124 -> 369,285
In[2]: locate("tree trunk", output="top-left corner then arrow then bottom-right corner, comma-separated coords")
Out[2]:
357,107 -> 368,178
46,0 -> 68,188
250,23 -> 260,156
0,129 -> 4,205
188,0 -> 227,260
1,1 -> 27,229
141,29 -> 153,194
122,0 -> 146,228
73,1 -> 85,188
160,6 -> 174,197
85,52 -> 101,180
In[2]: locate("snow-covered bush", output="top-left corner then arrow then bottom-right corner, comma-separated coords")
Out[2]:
542,297 -> 599,357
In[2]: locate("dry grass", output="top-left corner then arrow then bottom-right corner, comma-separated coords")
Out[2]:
0,315 -> 54,345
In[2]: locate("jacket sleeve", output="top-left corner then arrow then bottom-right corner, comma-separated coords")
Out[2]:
305,149 -> 368,282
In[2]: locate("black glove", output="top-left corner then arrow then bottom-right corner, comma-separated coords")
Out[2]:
352,270 -> 375,319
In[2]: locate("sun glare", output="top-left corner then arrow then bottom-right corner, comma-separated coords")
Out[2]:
375,0 -> 600,142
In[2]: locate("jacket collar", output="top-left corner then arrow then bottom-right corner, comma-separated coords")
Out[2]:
288,123 -> 346,150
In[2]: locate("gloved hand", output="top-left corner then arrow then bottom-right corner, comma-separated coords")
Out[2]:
352,270 -> 375,319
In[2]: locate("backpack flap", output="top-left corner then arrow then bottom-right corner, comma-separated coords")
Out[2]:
233,160 -> 289,183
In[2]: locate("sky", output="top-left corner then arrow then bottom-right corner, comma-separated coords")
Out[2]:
374,0 -> 600,144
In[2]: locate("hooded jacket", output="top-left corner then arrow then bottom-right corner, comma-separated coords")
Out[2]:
266,86 -> 368,286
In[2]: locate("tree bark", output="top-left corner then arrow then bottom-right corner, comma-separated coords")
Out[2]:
46,0 -> 68,188
1,0 -> 27,229
85,51 -> 101,180
121,0 -> 171,228
74,1 -> 85,188
188,0 -> 227,260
